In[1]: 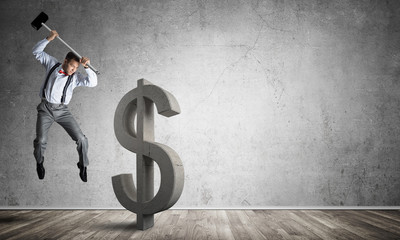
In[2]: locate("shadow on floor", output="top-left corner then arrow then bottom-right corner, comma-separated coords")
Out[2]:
0,216 -> 28,223
92,221 -> 138,231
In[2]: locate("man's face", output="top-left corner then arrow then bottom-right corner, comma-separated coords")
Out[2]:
63,59 -> 79,75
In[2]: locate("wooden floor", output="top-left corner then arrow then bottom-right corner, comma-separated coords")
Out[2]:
0,210 -> 399,239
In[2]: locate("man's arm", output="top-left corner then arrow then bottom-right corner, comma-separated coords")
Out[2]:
76,57 -> 98,87
32,30 -> 59,69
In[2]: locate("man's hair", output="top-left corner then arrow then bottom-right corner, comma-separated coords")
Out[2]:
65,52 -> 80,63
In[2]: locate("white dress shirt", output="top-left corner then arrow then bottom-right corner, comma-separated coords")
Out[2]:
32,38 -> 97,105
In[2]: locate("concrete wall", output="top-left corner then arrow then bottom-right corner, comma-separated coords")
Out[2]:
1,0 -> 399,208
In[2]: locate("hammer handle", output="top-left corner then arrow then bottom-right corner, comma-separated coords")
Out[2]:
41,23 -> 100,75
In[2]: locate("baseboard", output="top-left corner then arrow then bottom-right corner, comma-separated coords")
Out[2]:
174,206 -> 400,210
0,206 -> 399,210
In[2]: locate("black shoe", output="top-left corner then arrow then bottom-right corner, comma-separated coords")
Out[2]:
77,163 -> 87,182
37,162 -> 45,180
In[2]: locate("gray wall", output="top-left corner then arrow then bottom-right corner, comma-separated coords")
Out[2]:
1,0 -> 399,208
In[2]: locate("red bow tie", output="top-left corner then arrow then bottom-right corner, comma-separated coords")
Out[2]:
58,69 -> 69,76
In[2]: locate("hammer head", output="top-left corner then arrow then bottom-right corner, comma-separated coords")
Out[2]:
31,12 -> 48,30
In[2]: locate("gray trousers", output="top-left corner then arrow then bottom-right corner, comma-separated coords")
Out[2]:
33,100 -> 89,167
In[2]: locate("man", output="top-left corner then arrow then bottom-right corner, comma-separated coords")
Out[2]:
32,30 -> 97,182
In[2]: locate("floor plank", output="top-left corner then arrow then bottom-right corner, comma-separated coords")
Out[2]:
0,209 -> 399,240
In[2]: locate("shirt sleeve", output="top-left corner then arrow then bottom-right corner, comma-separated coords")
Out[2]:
75,68 -> 98,87
32,38 -> 58,70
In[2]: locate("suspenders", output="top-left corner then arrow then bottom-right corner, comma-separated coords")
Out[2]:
62,75 -> 74,104
42,62 -> 61,98
42,62 -> 73,104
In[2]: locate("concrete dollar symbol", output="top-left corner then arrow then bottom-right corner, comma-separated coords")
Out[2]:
112,79 -> 184,230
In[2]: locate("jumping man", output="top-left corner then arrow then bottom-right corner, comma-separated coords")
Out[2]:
32,30 -> 97,182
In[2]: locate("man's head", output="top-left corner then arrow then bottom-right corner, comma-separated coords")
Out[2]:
62,52 -> 80,75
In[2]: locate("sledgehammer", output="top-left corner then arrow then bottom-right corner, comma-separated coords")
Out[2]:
31,12 -> 100,75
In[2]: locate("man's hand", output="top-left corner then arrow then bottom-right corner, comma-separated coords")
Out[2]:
80,57 -> 90,68
46,30 -> 58,41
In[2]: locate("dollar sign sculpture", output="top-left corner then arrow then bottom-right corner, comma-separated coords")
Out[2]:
112,79 -> 184,230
